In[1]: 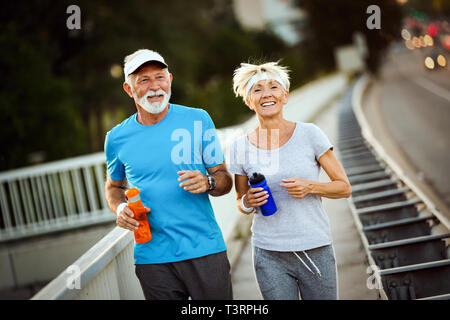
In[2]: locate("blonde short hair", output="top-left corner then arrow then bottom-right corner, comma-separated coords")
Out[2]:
232,61 -> 290,100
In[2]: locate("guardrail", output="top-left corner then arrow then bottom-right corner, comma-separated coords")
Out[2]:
0,153 -> 114,242
338,75 -> 450,300
32,73 -> 348,300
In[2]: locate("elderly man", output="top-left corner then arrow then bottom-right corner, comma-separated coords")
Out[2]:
104,49 -> 233,300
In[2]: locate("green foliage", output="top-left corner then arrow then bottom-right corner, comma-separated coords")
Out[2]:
0,22 -> 87,170
0,0 -> 319,170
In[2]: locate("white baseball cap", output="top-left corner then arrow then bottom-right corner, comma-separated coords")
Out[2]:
124,49 -> 168,81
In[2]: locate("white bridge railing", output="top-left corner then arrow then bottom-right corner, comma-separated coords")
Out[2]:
0,152 -> 115,242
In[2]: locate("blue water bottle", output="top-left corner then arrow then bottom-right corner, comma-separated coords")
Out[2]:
249,172 -> 277,216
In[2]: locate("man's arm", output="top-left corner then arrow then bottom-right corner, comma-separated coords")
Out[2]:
105,175 -> 128,214
105,175 -> 142,231
206,162 -> 233,196
177,162 -> 233,197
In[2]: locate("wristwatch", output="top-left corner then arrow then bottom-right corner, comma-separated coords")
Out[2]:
207,175 -> 216,192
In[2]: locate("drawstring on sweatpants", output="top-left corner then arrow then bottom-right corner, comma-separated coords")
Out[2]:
292,251 -> 322,277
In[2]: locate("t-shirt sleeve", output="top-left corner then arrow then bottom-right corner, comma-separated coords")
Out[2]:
201,110 -> 225,168
227,139 -> 246,176
309,124 -> 334,161
104,131 -> 126,181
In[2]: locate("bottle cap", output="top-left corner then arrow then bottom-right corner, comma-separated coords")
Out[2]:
249,172 -> 265,185
125,188 -> 141,202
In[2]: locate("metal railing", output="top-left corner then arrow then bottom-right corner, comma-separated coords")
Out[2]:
31,226 -> 144,300
340,75 -> 450,300
0,152 -> 114,242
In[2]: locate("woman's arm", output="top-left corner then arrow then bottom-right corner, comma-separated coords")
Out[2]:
280,149 -> 352,199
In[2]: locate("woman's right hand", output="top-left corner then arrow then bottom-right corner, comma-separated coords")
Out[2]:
244,187 -> 269,208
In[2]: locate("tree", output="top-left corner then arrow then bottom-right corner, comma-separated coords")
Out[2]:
0,22 -> 87,170
1,0 -> 312,170
297,0 -> 403,74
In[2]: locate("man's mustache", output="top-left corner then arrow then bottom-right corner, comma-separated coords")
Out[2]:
145,89 -> 166,98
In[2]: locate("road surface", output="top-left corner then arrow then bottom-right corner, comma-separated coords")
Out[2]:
364,44 -> 450,221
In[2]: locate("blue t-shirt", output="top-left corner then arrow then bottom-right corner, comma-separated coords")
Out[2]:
104,104 -> 227,264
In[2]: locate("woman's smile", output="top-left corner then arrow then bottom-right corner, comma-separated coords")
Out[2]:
261,101 -> 276,107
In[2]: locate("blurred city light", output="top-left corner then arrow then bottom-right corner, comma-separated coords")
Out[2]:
424,56 -> 435,70
428,24 -> 438,37
401,28 -> 411,40
437,54 -> 447,68
419,36 -> 426,47
423,34 -> 434,47
443,35 -> 450,50
405,39 -> 415,50
110,64 -> 122,79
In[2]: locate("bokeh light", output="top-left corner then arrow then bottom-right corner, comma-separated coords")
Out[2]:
423,34 -> 434,46
437,55 -> 447,68
428,24 -> 437,37
443,35 -> 450,50
405,39 -> 415,50
401,28 -> 411,40
424,56 -> 435,70
110,64 -> 123,79
419,36 -> 425,47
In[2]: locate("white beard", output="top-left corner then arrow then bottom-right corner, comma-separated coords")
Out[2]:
137,88 -> 171,114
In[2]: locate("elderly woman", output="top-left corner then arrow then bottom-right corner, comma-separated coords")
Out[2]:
228,62 -> 351,300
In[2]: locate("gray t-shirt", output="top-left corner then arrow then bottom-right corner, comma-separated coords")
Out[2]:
228,122 -> 334,251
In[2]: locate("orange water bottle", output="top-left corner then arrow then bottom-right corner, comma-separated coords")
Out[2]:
125,188 -> 152,243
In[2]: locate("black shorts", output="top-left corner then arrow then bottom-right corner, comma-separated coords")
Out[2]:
135,251 -> 233,300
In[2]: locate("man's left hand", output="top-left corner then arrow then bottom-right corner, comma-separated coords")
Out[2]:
177,170 -> 209,194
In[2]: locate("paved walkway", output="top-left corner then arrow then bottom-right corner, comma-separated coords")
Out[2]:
231,96 -> 379,300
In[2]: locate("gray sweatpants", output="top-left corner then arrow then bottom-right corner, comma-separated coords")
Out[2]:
253,244 -> 338,300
